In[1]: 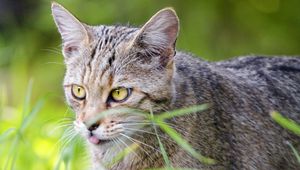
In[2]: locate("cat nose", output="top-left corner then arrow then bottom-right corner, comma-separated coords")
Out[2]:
88,122 -> 100,131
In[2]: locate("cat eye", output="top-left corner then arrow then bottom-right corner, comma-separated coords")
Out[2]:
71,85 -> 86,100
110,87 -> 131,102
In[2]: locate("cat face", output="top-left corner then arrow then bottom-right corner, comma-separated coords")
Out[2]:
52,2 -> 179,151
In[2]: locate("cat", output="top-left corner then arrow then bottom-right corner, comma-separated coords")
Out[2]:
51,2 -> 300,170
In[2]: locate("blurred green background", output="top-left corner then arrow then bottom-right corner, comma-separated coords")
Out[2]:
0,0 -> 299,169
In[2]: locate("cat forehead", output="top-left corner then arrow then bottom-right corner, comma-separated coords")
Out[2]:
64,26 -> 140,85
91,25 -> 138,48
65,26 -> 138,68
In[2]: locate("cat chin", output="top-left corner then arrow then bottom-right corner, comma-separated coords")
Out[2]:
88,141 -> 136,169
87,137 -> 135,167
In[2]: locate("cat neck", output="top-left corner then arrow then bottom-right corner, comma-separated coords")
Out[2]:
171,51 -> 213,109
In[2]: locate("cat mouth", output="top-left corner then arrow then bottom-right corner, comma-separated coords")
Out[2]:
88,135 -> 110,145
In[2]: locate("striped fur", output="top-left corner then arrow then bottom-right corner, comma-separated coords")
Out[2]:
52,2 -> 300,170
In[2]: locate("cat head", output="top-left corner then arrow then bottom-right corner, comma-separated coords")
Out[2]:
51,2 -> 179,154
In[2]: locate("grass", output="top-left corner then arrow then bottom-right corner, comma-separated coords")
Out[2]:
287,142 -> 300,164
1,81 -> 299,169
102,104 -> 215,169
105,142 -> 139,168
270,111 -> 300,164
0,81 -> 85,170
1,80 -> 214,170
270,111 -> 300,136
1,80 -> 45,169
1,0 -> 300,169
153,104 -> 216,165
151,109 -> 171,167
54,137 -> 85,170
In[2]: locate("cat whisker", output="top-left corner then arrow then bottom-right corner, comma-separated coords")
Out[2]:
57,117 -> 74,121
44,62 -> 65,66
55,122 -> 74,128
127,131 -> 145,139
112,138 -> 123,153
119,133 -> 155,162
59,138 -> 77,157
123,125 -> 186,146
59,130 -> 77,146
139,119 -> 186,132
120,121 -> 177,134
151,102 -> 170,113
50,123 -> 73,135
41,48 -> 62,55
121,133 -> 160,153
50,118 -> 74,135
57,126 -> 78,149
115,136 -> 140,161
59,131 -> 78,153
122,127 -> 171,142
62,107 -> 74,119
54,117 -> 74,124
54,121 -> 73,127
121,120 -> 181,131
119,122 -> 152,126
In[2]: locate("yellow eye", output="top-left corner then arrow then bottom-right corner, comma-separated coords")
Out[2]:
71,85 -> 86,100
111,87 -> 130,102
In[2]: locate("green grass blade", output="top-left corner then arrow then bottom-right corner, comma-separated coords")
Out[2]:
105,142 -> 139,168
286,142 -> 300,164
0,128 -> 16,143
154,128 -> 170,167
150,110 -> 170,167
270,111 -> 300,136
155,120 -> 216,165
3,81 -> 45,170
0,85 -> 7,115
19,99 -> 44,133
62,144 -> 74,170
22,79 -> 33,119
54,156 -> 62,170
4,135 -> 20,170
157,104 -> 208,120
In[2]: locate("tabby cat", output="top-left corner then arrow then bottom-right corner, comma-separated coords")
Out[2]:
51,2 -> 300,170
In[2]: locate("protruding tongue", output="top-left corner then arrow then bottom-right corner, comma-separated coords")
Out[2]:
89,136 -> 100,144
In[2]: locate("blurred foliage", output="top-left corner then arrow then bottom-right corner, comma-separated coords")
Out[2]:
0,0 -> 299,169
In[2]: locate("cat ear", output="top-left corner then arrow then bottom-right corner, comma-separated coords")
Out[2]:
51,2 -> 89,58
133,8 -> 179,62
